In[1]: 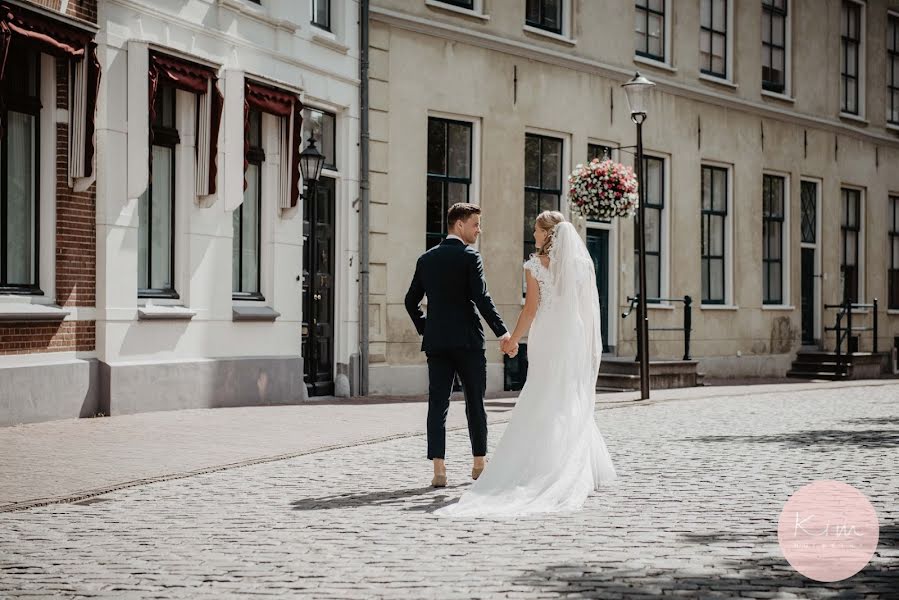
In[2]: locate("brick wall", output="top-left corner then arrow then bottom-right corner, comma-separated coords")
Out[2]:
1,1 -> 98,356
24,0 -> 97,24
0,321 -> 95,355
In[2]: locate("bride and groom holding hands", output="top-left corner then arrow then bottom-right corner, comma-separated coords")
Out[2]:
404,202 -> 617,518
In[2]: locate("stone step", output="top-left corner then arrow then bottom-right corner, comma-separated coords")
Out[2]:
786,370 -> 848,380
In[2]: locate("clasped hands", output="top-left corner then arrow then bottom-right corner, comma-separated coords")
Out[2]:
500,333 -> 519,358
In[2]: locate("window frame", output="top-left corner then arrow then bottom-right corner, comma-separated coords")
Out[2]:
138,85 -> 180,299
700,0 -> 729,79
523,132 -> 564,263
700,164 -> 730,305
840,187 -> 864,304
233,109 -> 265,301
890,194 -> 899,309
303,108 -> 337,171
761,0 -> 789,94
887,13 -> 898,125
634,153 -> 666,304
635,0 -> 667,63
762,172 -> 788,306
0,45 -> 42,296
840,0 -> 865,117
437,0 -> 474,9
311,0 -> 331,32
426,116 -> 474,250
526,0 -> 564,35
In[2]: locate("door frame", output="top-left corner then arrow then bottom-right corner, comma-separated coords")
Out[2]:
586,220 -> 618,353
800,176 -> 823,345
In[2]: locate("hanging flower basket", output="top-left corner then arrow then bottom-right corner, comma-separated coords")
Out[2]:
567,158 -> 639,220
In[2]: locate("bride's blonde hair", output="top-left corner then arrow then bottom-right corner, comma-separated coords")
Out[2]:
534,211 -> 566,257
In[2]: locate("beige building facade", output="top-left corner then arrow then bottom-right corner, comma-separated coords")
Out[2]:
367,0 -> 899,394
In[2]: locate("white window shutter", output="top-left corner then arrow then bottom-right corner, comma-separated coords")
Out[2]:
69,55 -> 87,179
195,78 -> 212,197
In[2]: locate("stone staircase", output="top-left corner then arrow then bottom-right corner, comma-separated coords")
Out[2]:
786,350 -> 892,380
597,358 -> 704,392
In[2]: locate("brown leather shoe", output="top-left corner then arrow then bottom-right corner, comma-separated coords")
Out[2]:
472,466 -> 485,480
431,473 -> 447,488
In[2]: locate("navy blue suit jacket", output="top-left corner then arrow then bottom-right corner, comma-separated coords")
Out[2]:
404,238 -> 508,353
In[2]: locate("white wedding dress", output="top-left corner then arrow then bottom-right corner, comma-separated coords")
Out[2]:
435,222 -> 618,518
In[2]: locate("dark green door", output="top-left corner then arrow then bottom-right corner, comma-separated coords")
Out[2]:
586,230 -> 611,352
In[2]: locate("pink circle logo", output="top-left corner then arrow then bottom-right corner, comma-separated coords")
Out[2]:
778,480 -> 879,582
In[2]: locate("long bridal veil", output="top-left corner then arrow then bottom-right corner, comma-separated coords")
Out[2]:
434,221 -> 617,518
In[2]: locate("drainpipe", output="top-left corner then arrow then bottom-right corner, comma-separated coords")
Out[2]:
358,0 -> 371,396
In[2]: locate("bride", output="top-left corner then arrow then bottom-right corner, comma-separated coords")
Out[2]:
434,211 -> 618,518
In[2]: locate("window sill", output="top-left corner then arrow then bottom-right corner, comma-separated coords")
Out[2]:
0,303 -> 70,321
701,304 -> 739,311
425,0 -> 490,21
886,123 -> 899,133
216,0 -> 298,32
648,303 -> 676,310
698,74 -> 737,89
634,55 -> 676,73
137,305 -> 196,321
839,112 -> 869,125
761,90 -> 795,103
233,305 -> 281,322
523,25 -> 575,46
887,309 -> 899,315
311,30 -> 350,54
761,305 -> 796,311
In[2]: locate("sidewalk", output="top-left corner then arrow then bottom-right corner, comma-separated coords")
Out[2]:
2,378 -> 896,512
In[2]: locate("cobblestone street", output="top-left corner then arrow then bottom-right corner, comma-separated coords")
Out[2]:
1,382 -> 897,599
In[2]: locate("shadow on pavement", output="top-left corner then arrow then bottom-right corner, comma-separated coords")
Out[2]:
510,549 -> 898,598
682,428 -> 899,449
290,486 -> 458,511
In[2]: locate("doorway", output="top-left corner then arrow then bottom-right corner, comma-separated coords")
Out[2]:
302,177 -> 336,396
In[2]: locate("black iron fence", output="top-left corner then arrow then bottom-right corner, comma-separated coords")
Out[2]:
824,297 -> 879,374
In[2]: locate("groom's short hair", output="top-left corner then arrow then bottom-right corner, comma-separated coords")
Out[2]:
447,203 -> 481,229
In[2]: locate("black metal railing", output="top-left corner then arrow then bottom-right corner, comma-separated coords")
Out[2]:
622,295 -> 693,361
824,297 -> 879,374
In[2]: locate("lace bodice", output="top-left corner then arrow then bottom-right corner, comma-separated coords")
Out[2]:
524,256 -> 554,312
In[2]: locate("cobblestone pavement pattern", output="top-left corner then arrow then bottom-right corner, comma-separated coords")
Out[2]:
1,383 -> 897,598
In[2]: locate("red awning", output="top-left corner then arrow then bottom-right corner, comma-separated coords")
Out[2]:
148,51 -> 223,195
245,80 -> 304,207
0,2 -> 100,176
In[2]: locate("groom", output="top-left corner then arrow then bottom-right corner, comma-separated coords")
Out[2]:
404,203 -> 515,488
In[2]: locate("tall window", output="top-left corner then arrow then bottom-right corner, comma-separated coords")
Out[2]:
890,195 -> 899,309
700,0 -> 727,78
635,0 -> 666,62
524,133 -> 562,260
841,0 -> 862,115
887,14 -> 898,124
762,174 -> 785,305
138,86 -> 178,298
233,110 -> 263,300
303,108 -> 336,170
841,188 -> 862,304
427,118 -> 472,250
0,46 -> 40,295
635,156 -> 664,301
311,0 -> 330,31
588,143 -> 613,162
701,166 -> 728,304
526,0 -> 563,34
762,0 -> 787,93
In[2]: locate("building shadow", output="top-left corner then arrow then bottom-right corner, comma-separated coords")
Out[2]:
509,528 -> 898,598
683,428 -> 899,450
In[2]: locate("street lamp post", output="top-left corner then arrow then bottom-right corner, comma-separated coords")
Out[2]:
622,72 -> 655,401
299,135 -> 327,394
